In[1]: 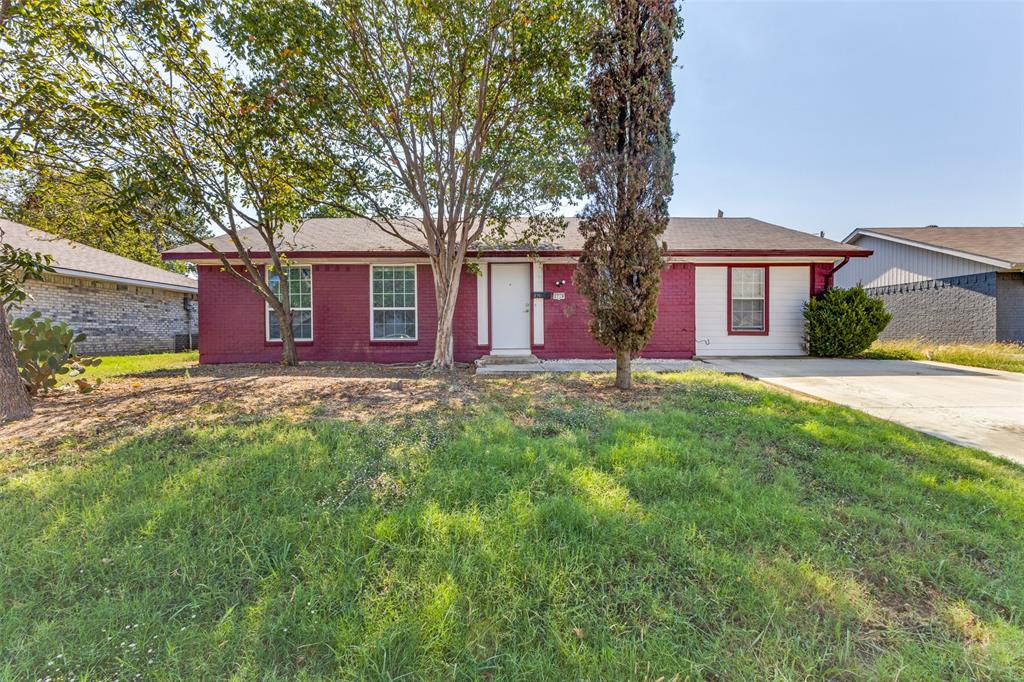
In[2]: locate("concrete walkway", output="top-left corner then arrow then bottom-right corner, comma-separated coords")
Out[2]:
474,358 -> 706,375
704,357 -> 1024,464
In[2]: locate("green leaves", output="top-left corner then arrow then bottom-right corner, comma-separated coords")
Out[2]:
4,167 -> 201,271
804,286 -> 893,357
271,0 -> 595,228
574,0 -> 679,364
9,311 -> 103,395
0,241 -> 54,306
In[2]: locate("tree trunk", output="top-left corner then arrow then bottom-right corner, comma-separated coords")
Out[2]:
0,305 -> 32,422
430,257 -> 464,369
278,305 -> 298,366
615,349 -> 632,390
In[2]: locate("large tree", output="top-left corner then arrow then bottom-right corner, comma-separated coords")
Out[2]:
4,0 -> 330,366
573,0 -> 679,389
1,0 -> 95,419
226,0 -> 595,368
3,168 -> 202,271
0,231 -> 53,421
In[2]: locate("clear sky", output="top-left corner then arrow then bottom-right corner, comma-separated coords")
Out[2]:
670,0 -> 1024,240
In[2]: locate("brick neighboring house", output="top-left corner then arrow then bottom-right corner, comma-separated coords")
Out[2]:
163,217 -> 869,364
2,219 -> 198,355
836,226 -> 1024,343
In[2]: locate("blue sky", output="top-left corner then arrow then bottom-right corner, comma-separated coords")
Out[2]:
670,0 -> 1024,239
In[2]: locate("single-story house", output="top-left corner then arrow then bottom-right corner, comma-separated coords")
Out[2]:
836,226 -> 1024,343
162,217 -> 870,364
2,219 -> 199,355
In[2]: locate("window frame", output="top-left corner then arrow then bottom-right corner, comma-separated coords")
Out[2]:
727,265 -> 769,336
265,265 -> 314,342
370,264 -> 419,342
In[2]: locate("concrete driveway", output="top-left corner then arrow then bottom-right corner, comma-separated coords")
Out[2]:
704,357 -> 1024,464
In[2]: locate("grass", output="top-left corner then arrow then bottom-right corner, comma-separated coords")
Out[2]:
864,339 -> 1024,373
2,371 -> 1022,680
59,350 -> 199,384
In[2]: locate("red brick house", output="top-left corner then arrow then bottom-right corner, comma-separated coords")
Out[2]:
162,217 -> 870,364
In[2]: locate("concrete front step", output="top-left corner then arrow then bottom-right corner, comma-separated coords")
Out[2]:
475,354 -> 541,367
475,358 -> 708,374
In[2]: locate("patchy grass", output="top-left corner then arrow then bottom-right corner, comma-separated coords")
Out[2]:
58,351 -> 199,384
864,340 -> 1024,373
1,370 -> 1022,680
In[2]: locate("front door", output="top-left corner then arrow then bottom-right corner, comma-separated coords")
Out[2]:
490,263 -> 532,354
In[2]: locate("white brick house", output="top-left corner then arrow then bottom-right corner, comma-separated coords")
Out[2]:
2,220 -> 198,355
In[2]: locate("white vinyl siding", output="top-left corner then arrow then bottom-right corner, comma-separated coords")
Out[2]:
835,235 -> 993,289
695,265 -> 809,356
267,266 -> 312,341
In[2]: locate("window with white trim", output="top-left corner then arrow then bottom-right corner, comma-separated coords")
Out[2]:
371,265 -> 417,340
731,267 -> 765,332
267,266 -> 313,341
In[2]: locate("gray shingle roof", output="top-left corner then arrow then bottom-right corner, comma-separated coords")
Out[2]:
164,217 -> 867,257
852,227 -> 1024,267
1,219 -> 197,292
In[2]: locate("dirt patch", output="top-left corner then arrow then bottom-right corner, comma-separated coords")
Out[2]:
0,362 -> 478,467
488,372 -> 678,407
0,362 -> 691,474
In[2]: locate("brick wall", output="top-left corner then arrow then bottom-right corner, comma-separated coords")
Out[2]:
198,261 -> 699,364
536,263 -> 696,359
996,272 -> 1024,343
812,263 -> 832,297
12,272 -> 197,355
198,263 -> 482,364
867,272 -> 998,343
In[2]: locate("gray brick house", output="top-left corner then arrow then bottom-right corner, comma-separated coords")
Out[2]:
2,219 -> 198,355
836,226 -> 1024,343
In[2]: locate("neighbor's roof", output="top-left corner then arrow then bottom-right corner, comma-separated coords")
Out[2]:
845,227 -> 1024,269
164,217 -> 868,259
1,219 -> 197,293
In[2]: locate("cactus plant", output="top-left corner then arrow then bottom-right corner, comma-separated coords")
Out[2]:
9,312 -> 102,395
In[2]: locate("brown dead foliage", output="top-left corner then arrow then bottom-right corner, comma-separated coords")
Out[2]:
0,362 -> 477,468
0,362 -> 677,475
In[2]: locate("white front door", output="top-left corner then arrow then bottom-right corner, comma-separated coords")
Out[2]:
491,263 -> 532,353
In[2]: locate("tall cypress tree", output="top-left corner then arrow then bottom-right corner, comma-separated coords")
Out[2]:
574,0 -> 679,389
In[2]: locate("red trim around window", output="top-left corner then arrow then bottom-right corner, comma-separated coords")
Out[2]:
727,265 -> 770,336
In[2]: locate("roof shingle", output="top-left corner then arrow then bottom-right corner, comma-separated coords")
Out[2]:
1,219 -> 197,291
854,227 -> 1024,267
164,217 -> 867,257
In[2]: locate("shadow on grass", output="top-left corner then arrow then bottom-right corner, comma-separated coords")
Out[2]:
1,372 -> 1022,680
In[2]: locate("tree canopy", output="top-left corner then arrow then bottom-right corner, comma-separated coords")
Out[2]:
2,168 -> 202,270
221,0 -> 596,366
3,0 -> 335,365
3,0 -> 598,368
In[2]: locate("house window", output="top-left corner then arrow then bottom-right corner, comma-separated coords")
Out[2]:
266,266 -> 313,341
371,265 -> 417,340
730,267 -> 766,333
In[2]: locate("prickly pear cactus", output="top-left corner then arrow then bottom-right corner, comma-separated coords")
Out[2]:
9,312 -> 102,395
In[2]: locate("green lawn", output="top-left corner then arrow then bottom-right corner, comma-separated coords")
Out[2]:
2,371 -> 1022,679
865,339 -> 1024,373
59,350 -> 199,384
